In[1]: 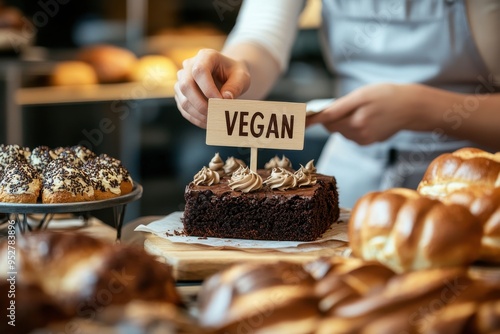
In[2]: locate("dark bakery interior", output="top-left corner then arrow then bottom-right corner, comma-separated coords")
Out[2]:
0,0 -> 331,222
2,1 -> 500,333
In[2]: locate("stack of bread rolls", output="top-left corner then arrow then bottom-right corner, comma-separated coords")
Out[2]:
348,147 -> 500,272
196,257 -> 500,334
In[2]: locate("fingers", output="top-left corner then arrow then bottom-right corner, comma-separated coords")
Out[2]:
174,48 -> 250,129
306,90 -> 365,127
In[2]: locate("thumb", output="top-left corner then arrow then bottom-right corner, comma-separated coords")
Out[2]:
220,68 -> 250,99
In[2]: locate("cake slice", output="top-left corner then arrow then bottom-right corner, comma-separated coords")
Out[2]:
182,155 -> 339,241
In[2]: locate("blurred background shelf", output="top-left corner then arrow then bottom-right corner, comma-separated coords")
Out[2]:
16,80 -> 175,105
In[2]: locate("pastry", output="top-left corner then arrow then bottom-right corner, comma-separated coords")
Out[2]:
92,154 -> 134,195
83,160 -> 123,200
70,144 -> 96,162
0,143 -> 29,176
0,161 -> 41,203
29,145 -> 57,174
42,159 -> 94,203
348,188 -> 483,273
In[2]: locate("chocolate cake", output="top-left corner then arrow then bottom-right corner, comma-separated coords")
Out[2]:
182,155 -> 339,241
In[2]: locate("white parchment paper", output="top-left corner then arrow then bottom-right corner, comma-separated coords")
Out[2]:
135,209 -> 350,253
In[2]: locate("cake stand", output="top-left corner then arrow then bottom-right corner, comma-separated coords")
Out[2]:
0,183 -> 143,241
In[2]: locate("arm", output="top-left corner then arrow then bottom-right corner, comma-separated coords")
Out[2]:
306,83 -> 500,151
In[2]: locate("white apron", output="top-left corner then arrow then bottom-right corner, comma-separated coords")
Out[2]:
316,0 -> 495,207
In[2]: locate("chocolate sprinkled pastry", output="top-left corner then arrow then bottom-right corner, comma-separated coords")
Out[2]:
93,154 -> 134,188
83,160 -> 122,200
0,161 -> 41,203
0,144 -> 29,175
55,148 -> 84,167
29,146 -> 57,174
70,145 -> 96,163
42,158 -> 94,203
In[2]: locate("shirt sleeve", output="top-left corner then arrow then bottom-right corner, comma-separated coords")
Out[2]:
224,0 -> 306,72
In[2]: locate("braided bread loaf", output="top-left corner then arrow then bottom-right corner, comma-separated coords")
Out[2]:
443,187 -> 500,263
348,188 -> 483,273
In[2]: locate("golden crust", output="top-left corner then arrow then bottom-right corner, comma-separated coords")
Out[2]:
120,180 -> 133,195
349,188 -> 483,273
443,187 -> 500,263
93,189 -> 119,201
417,147 -> 500,198
42,189 -> 94,203
0,192 -> 38,203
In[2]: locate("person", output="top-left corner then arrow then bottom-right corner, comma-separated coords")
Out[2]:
175,0 -> 500,207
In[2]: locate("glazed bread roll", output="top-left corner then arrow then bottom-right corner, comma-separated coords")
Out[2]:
417,147 -> 500,199
306,257 -> 396,314
316,266 -> 500,334
77,44 -> 137,83
349,188 -> 483,273
197,261 -> 320,334
50,61 -> 98,86
443,187 -> 500,263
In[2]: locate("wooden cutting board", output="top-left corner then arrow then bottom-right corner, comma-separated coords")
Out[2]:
144,235 -> 350,281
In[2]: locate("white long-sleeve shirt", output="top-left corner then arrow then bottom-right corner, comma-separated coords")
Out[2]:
224,0 -> 500,80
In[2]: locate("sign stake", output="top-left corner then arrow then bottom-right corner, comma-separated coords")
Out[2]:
250,147 -> 258,172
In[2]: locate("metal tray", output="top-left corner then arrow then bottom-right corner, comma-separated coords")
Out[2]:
0,183 -> 143,240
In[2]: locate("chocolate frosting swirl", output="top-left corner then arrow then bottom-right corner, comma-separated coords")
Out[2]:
229,166 -> 262,193
304,159 -> 317,174
223,157 -> 246,176
208,153 -> 225,177
264,155 -> 292,170
294,166 -> 317,187
263,167 -> 297,191
193,166 -> 220,186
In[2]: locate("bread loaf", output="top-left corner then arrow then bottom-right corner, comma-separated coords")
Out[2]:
417,147 -> 500,199
349,188 -> 483,273
77,44 -> 137,83
444,187 -> 500,263
197,261 -> 320,334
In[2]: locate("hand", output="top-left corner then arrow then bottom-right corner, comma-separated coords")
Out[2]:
174,49 -> 251,128
306,83 -> 428,145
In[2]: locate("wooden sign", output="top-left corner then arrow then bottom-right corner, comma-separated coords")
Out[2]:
206,98 -> 306,171
207,98 -> 306,149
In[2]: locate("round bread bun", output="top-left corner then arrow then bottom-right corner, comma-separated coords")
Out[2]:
417,147 -> 500,199
443,187 -> 500,263
128,55 -> 177,85
77,44 -> 137,83
50,61 -> 98,86
349,188 -> 483,273
0,161 -> 41,203
42,159 -> 94,203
